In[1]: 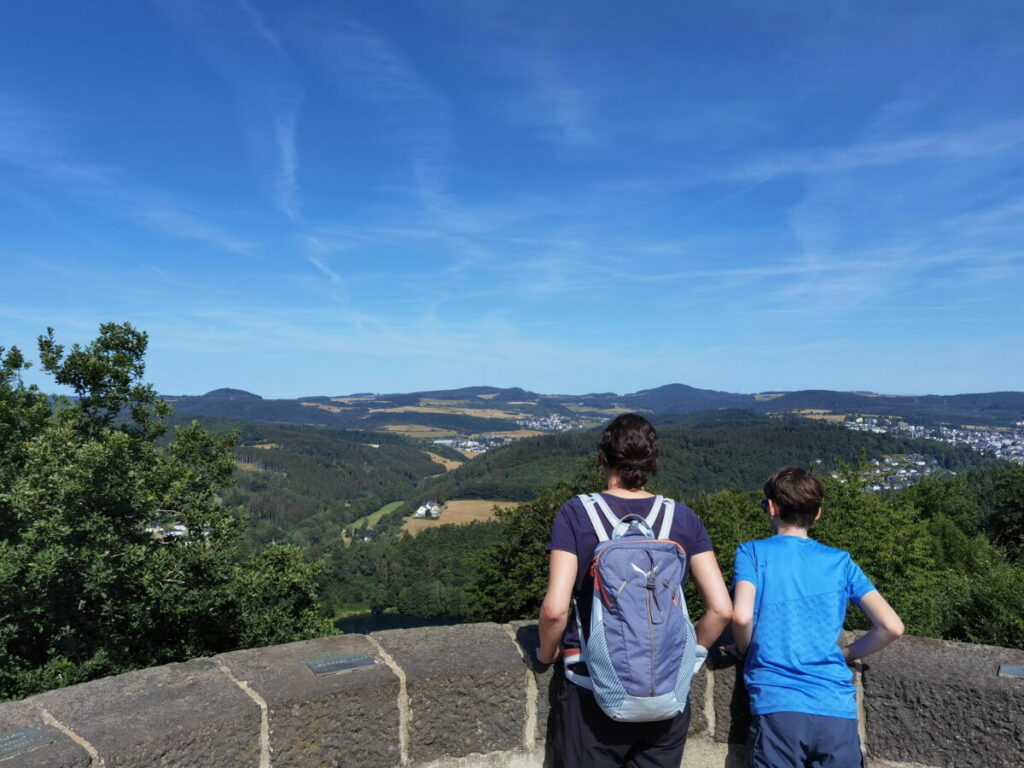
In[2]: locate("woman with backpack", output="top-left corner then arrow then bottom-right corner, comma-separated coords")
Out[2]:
537,413 -> 732,767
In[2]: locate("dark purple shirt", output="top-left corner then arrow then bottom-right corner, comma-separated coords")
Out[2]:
547,493 -> 713,652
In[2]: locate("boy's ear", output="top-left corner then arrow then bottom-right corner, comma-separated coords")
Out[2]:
813,507 -> 822,524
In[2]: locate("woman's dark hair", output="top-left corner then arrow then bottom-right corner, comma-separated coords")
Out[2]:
597,413 -> 658,490
764,466 -> 824,528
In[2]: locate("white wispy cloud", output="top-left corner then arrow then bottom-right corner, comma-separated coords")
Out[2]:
724,121 -> 1024,180
0,96 -> 256,253
156,0 -> 302,219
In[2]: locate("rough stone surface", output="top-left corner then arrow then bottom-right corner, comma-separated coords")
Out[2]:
690,665 -> 709,735
508,622 -> 557,751
31,657 -> 260,767
0,700 -> 90,768
707,649 -> 750,745
862,635 -> 1024,768
374,623 -> 524,764
217,635 -> 401,768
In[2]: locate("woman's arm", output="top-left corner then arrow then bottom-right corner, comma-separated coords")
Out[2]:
688,551 -> 733,649
537,549 -> 578,664
842,590 -> 904,662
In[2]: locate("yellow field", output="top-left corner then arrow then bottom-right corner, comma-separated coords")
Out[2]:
480,429 -> 544,438
424,451 -> 463,471
247,442 -> 279,450
299,401 -> 350,413
235,461 -> 286,475
368,405 -> 523,419
380,424 -> 458,439
401,499 -> 516,534
562,403 -> 629,415
793,410 -> 846,421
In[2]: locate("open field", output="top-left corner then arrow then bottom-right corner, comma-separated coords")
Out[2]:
479,429 -> 544,439
561,403 -> 629,415
235,461 -> 286,475
349,501 -> 405,532
380,424 -> 459,439
246,442 -> 279,450
369,405 -> 523,419
401,499 -> 516,535
299,402 -> 350,413
793,410 -> 847,422
424,451 -> 463,471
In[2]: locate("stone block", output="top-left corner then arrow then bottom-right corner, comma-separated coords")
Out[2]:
862,636 -> 1024,768
31,658 -> 260,767
706,647 -> 750,744
374,623 -> 524,764
509,621 -> 557,750
217,634 -> 401,768
689,664 -> 709,735
0,700 -> 90,767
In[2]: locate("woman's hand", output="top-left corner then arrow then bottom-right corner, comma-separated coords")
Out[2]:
536,646 -> 561,665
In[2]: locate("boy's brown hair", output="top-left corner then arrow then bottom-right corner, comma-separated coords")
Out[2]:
764,466 -> 823,529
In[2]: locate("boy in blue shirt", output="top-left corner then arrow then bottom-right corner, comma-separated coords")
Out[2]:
732,466 -> 904,768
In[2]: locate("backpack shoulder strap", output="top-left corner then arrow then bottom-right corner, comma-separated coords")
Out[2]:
644,495 -> 664,529
641,495 -> 675,540
658,498 -> 675,540
577,493 -> 617,543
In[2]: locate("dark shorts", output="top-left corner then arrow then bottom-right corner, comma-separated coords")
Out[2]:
748,712 -> 863,768
556,678 -> 691,768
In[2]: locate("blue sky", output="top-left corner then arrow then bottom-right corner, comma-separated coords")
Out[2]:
2,1 -> 1021,398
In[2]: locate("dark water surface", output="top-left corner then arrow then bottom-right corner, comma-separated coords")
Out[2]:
334,612 -> 461,634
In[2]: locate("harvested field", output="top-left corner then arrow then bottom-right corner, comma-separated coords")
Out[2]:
424,451 -> 462,471
235,461 -> 286,475
369,405 -> 523,419
401,499 -> 516,535
476,393 -> 498,399
299,401 -> 350,413
481,429 -> 544,438
380,424 -> 458,439
246,442 -> 279,450
562,404 -> 629,415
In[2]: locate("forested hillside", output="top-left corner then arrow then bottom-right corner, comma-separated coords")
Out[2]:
416,413 -> 993,504
164,417 -> 459,548
468,461 -> 1024,649
319,415 -> 1002,623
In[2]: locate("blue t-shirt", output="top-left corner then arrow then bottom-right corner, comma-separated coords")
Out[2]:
548,493 -> 713,653
733,536 -> 875,719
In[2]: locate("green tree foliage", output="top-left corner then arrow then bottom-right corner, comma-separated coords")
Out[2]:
464,461 -> 604,623
0,324 -> 331,700
465,452 -> 1024,649
419,417 -> 992,504
321,521 -> 505,619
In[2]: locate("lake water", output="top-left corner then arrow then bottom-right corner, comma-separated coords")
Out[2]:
334,612 -> 461,634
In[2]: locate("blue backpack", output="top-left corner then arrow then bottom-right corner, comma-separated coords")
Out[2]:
564,493 -> 707,722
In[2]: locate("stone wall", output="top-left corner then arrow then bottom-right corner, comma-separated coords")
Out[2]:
0,625 -> 1021,767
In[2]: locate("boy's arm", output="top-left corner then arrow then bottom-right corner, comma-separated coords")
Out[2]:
537,549 -> 578,664
689,551 -> 733,648
842,590 -> 904,662
731,580 -> 756,655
